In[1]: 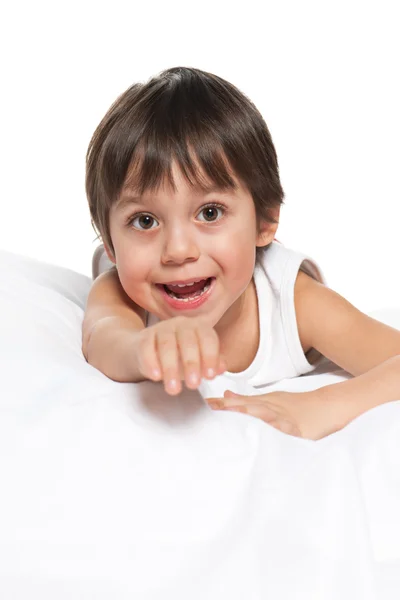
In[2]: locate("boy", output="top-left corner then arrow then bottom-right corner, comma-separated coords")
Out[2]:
83,66 -> 400,440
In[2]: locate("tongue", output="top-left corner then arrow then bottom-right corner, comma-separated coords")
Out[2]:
166,279 -> 208,294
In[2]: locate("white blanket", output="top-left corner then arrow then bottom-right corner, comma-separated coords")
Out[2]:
1,249 -> 400,599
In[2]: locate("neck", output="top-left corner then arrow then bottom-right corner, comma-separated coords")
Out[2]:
215,278 -> 259,373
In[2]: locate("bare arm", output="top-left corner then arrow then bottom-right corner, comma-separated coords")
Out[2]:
82,268 -> 147,383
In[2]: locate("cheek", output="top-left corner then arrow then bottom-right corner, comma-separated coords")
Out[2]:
231,253 -> 256,287
114,252 -> 150,300
210,247 -> 254,302
114,239 -> 148,276
217,229 -> 256,264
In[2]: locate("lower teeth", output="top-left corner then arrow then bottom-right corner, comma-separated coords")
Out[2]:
166,280 -> 211,302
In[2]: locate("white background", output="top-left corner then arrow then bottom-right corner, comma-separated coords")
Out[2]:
0,0 -> 399,313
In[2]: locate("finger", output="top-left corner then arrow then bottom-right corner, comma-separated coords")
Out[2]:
206,398 -> 230,409
218,355 -> 228,374
195,326 -> 224,379
210,396 -> 253,407
136,331 -> 163,382
155,330 -> 181,395
223,403 -> 279,422
205,397 -> 222,407
224,405 -> 248,413
223,390 -> 240,399
210,401 -> 301,437
176,327 -> 201,389
207,397 -> 254,410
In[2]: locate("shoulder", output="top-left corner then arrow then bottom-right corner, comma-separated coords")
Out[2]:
293,270 -> 323,354
260,242 -> 327,354
260,242 -> 326,289
294,270 -> 400,376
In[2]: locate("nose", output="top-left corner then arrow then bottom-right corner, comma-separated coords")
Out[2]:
161,227 -> 200,265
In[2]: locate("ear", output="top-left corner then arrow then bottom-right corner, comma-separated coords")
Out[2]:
103,243 -> 116,264
256,206 -> 280,248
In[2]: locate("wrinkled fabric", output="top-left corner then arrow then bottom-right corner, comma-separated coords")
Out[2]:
1,249 -> 400,599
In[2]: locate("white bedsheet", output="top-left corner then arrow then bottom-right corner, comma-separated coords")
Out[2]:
1,248 -> 400,599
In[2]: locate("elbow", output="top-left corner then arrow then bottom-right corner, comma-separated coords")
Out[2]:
81,321 -> 97,364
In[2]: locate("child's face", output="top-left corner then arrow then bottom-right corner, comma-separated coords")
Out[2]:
106,161 -> 278,331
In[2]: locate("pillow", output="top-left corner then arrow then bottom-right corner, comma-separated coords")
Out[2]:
1,248 -> 400,598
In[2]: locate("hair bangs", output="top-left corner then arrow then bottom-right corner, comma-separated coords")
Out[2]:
122,125 -> 238,199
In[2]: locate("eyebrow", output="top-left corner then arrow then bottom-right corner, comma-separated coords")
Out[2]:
115,194 -> 148,211
115,185 -> 233,211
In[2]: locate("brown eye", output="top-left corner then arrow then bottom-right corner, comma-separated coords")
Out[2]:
130,214 -> 158,230
198,204 -> 225,222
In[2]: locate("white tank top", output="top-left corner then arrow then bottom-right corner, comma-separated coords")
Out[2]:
93,242 -> 326,398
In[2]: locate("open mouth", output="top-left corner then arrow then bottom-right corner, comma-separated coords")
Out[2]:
162,277 -> 212,301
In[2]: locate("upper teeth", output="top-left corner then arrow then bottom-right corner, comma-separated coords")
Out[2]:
172,279 -> 205,287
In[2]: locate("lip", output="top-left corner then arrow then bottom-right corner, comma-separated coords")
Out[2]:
156,277 -> 216,311
158,277 -> 210,286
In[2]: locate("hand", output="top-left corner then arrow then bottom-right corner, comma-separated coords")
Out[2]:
135,316 -> 227,395
206,389 -> 345,440
207,390 -> 302,437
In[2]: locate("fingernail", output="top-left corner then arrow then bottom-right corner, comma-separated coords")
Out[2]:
168,379 -> 177,390
206,368 -> 215,378
188,372 -> 199,386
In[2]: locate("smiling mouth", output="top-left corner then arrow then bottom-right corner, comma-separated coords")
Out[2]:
157,277 -> 214,300
158,278 -> 210,286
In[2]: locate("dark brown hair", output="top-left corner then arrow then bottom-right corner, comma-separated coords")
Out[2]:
85,66 -> 284,266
